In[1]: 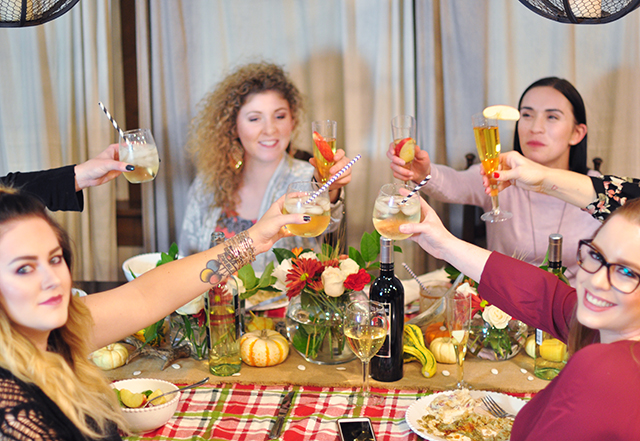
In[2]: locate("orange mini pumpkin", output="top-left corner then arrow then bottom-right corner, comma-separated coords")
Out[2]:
424,321 -> 448,345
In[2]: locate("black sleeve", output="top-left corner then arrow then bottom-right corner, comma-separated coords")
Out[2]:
0,165 -> 84,212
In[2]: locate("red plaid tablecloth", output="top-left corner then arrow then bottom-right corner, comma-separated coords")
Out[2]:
125,383 -> 425,440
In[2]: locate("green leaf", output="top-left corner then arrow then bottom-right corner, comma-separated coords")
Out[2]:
360,231 -> 380,262
321,242 -> 334,258
348,247 -> 366,269
273,248 -> 296,263
237,264 -> 259,290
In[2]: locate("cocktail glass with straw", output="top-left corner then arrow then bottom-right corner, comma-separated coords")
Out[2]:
344,299 -> 388,402
471,113 -> 512,222
283,181 -> 331,237
445,292 -> 472,389
311,120 -> 337,183
372,183 -> 421,241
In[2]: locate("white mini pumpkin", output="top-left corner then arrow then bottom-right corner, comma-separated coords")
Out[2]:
240,329 -> 289,367
429,337 -> 458,364
91,343 -> 129,370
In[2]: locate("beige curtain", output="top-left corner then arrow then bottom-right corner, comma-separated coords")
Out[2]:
0,1 -> 125,281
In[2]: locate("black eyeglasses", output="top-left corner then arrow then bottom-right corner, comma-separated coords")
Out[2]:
576,239 -> 640,294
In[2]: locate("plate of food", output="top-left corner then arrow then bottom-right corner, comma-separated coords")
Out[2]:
405,389 -> 526,441
245,290 -> 289,311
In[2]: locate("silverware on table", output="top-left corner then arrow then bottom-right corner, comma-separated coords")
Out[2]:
269,390 -> 294,439
247,293 -> 287,311
481,395 -> 516,418
142,377 -> 209,408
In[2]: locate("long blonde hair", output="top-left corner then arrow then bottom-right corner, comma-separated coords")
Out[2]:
0,187 -> 128,438
187,61 -> 304,212
567,197 -> 640,356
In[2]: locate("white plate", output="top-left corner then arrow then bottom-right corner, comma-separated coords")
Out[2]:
405,390 -> 526,440
245,293 -> 289,311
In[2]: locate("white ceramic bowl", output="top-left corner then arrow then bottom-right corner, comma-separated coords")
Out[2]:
122,252 -> 163,282
112,378 -> 180,433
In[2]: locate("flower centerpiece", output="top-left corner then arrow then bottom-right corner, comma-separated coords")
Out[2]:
238,231 -> 395,364
445,268 -> 528,361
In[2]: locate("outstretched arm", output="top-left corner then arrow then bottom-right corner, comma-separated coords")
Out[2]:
84,195 -> 307,350
74,144 -> 133,190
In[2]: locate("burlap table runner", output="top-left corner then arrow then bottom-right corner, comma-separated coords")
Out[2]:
104,347 -> 547,395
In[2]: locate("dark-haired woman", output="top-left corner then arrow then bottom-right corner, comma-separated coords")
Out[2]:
388,77 -> 600,284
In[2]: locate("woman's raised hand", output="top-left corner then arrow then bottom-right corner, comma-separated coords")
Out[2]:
247,195 -> 308,255
480,150 -> 549,195
386,142 -> 431,184
310,149 -> 352,202
74,144 -> 133,191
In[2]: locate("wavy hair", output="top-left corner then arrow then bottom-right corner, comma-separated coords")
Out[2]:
567,197 -> 640,356
513,77 -> 588,174
187,62 -> 304,211
0,186 -> 128,438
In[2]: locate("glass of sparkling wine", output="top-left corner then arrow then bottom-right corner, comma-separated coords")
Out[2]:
118,128 -> 160,183
391,115 -> 416,181
372,183 -> 421,240
283,181 -> 331,237
446,293 -> 472,389
311,120 -> 337,183
471,113 -> 512,222
344,299 -> 388,399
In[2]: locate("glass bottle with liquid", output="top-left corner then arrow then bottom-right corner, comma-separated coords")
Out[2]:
208,232 -> 242,376
370,237 -> 404,382
534,233 -> 569,380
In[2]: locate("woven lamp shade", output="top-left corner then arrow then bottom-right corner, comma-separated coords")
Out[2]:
0,0 -> 79,27
518,0 -> 640,23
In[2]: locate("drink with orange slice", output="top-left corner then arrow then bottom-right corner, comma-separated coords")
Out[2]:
311,120 -> 337,183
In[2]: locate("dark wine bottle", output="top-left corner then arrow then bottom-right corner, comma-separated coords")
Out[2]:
370,237 -> 404,382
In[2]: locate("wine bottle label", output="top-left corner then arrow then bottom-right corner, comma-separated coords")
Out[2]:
376,302 -> 392,358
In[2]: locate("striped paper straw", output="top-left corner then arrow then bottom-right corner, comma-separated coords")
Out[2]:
400,174 -> 431,205
402,262 -> 429,292
98,101 -> 125,139
305,154 -> 361,204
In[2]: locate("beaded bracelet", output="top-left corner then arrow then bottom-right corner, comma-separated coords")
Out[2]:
200,231 -> 256,284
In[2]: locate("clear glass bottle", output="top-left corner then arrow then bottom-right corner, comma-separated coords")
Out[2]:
534,233 -> 569,380
369,237 -> 404,382
208,232 -> 242,376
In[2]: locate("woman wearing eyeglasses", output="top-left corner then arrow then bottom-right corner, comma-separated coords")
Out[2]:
400,194 -> 640,440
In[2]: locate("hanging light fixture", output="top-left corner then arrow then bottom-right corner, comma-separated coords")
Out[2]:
0,0 -> 80,27
518,0 -> 640,23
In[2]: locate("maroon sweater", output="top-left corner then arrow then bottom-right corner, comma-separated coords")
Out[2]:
480,252 -> 640,441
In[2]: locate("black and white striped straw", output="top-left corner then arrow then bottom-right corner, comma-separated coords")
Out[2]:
402,262 -> 429,292
304,154 -> 361,204
400,174 -> 431,205
98,101 -> 125,139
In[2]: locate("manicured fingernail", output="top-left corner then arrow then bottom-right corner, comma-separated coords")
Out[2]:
493,172 -> 500,178
303,215 -> 311,222
126,165 -> 135,171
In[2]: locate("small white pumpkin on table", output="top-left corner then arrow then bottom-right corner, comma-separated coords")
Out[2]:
240,329 -> 289,367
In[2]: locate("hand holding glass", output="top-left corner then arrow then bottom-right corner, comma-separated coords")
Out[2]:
283,181 -> 330,237
471,113 -> 512,222
311,120 -> 337,183
119,128 -> 160,183
391,115 -> 416,171
446,293 -> 472,389
372,183 -> 420,240
344,300 -> 388,399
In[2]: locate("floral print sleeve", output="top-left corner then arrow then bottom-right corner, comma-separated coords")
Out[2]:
585,175 -> 640,221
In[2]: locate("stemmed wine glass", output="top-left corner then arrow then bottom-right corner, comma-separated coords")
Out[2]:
391,115 -> 416,185
311,120 -> 337,183
471,113 -> 512,222
344,300 -> 388,401
446,292 -> 472,389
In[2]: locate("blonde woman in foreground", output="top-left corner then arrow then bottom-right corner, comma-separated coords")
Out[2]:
0,185 -> 308,440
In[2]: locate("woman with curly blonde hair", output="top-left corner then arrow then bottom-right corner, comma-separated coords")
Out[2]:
0,185 -> 309,440
179,62 -> 351,271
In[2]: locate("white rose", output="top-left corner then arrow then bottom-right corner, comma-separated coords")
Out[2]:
339,258 -> 360,276
455,282 -> 477,296
176,292 -> 206,315
321,267 -> 347,297
273,259 -> 293,291
482,305 -> 512,329
299,251 -> 319,261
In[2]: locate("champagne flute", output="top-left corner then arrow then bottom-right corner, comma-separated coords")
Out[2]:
119,128 -> 160,183
471,113 -> 512,222
446,292 -> 472,389
282,181 -> 331,237
344,300 -> 388,400
311,120 -> 337,183
391,115 -> 416,184
372,183 -> 421,240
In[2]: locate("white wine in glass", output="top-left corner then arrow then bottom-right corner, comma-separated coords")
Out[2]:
344,300 -> 388,400
372,183 -> 420,240
471,113 -> 512,222
283,181 -> 331,237
119,128 -> 160,184
446,293 -> 472,389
